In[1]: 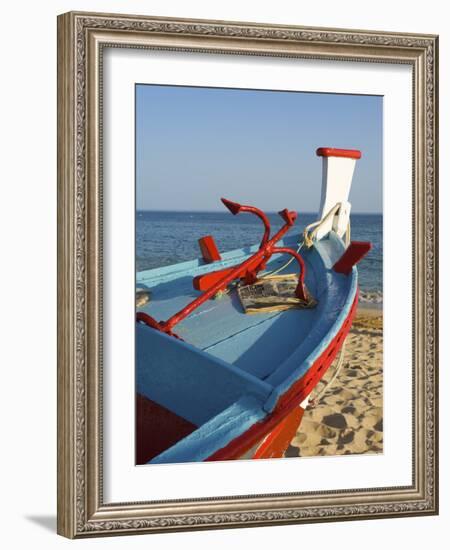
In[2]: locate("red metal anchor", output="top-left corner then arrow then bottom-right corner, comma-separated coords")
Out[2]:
136,198 -> 308,336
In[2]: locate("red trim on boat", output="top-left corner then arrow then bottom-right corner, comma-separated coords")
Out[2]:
206,290 -> 359,461
316,147 -> 362,159
136,394 -> 197,464
198,235 -> 222,263
253,406 -> 305,459
333,241 -> 372,275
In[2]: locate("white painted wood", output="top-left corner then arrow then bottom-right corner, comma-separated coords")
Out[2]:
334,200 -> 352,238
316,156 -> 357,240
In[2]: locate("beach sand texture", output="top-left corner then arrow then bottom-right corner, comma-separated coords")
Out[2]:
285,306 -> 383,458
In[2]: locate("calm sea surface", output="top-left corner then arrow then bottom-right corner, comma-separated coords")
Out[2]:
136,211 -> 383,304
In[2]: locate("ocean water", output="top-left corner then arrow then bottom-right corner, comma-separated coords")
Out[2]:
136,211 -> 383,304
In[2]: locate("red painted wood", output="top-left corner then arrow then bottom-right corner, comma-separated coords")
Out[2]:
272,291 -> 358,414
198,235 -> 222,263
333,241 -> 372,275
253,406 -> 305,459
193,267 -> 235,291
316,147 -> 362,159
136,394 -> 197,464
206,291 -> 359,461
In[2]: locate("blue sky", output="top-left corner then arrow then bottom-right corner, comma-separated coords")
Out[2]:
136,85 -> 382,213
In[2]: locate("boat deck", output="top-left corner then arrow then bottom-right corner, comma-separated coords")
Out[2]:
137,234 -> 348,381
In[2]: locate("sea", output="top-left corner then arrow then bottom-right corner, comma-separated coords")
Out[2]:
136,211 -> 383,305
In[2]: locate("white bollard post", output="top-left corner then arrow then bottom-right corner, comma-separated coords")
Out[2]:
315,147 -> 362,241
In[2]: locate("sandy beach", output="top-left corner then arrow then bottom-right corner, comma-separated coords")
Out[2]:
285,304 -> 383,458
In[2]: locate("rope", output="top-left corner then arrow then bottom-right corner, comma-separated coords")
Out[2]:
260,241 -> 303,278
302,204 -> 351,405
309,342 -> 347,407
261,202 -> 348,279
303,203 -> 342,248
345,217 -> 351,247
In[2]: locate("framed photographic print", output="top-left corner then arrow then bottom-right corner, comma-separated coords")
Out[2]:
57,11 -> 438,538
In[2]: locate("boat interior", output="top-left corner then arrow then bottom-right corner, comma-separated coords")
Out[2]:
135,232 -> 356,464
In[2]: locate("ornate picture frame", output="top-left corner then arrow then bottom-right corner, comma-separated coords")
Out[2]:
57,11 -> 438,538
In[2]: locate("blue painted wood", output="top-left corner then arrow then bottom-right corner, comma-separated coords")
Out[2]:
136,231 -> 358,463
136,323 -> 272,426
137,236 -> 305,375
263,234 -> 358,411
149,396 -> 266,464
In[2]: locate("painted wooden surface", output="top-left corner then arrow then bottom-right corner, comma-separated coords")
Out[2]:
136,231 -> 358,463
136,394 -> 197,464
253,406 -> 305,459
316,148 -> 361,239
206,293 -> 358,461
333,241 -> 372,275
136,323 -> 272,426
150,396 -> 267,464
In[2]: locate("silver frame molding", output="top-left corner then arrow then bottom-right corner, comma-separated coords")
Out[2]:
57,11 -> 439,538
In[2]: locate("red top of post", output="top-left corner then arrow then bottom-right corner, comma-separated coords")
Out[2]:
316,147 -> 362,159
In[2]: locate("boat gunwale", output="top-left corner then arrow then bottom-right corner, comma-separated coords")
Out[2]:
136,235 -> 299,287
207,291 -> 359,461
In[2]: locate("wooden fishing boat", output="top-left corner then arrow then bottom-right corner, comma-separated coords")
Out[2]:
135,147 -> 371,464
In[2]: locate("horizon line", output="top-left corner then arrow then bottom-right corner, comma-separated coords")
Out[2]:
136,209 -> 383,215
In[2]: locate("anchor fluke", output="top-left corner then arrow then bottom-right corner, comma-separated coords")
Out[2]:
221,198 -> 242,215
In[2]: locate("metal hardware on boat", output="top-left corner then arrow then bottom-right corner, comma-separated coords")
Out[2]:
221,198 -> 271,249
136,198 -> 310,337
192,199 -> 307,295
136,312 -> 184,340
